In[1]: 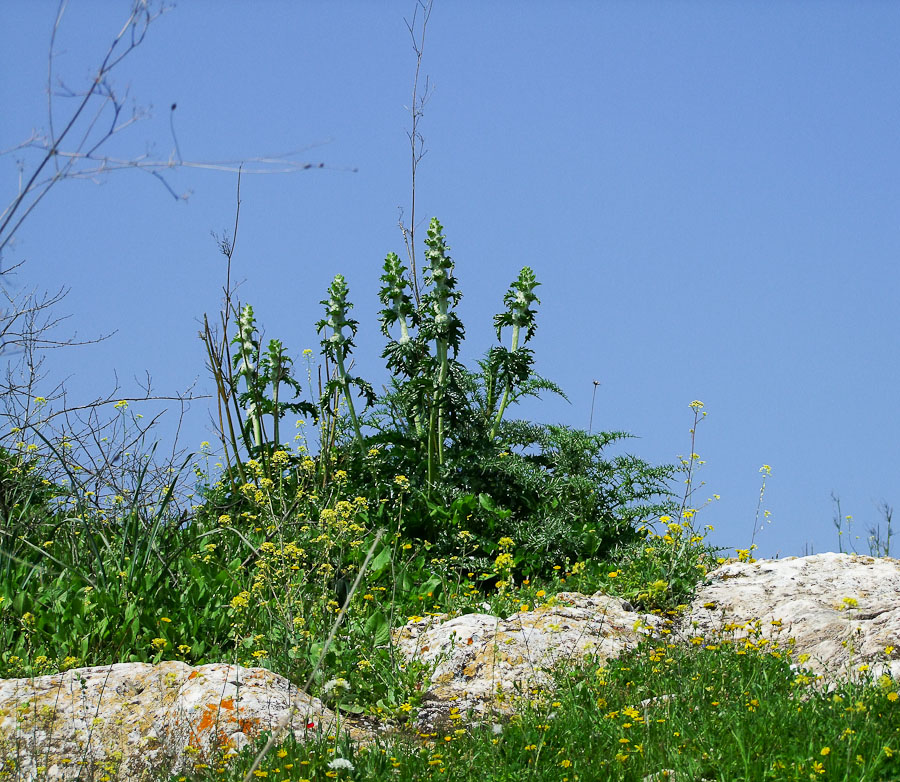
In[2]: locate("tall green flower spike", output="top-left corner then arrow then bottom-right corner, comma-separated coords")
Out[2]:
317,274 -> 375,451
229,304 -> 316,456
232,303 -> 263,450
489,267 -> 541,439
495,266 -> 540,343
378,253 -> 426,439
259,338 -> 314,448
378,252 -> 417,343
421,218 -> 464,480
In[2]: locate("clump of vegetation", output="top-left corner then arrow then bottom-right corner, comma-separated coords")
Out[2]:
2,213 -> 896,782
0,214 -> 704,684
202,217 -> 682,589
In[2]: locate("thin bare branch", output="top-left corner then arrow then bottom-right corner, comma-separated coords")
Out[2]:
0,1 -> 162,256
1,3 -> 348,262
398,0 -> 434,306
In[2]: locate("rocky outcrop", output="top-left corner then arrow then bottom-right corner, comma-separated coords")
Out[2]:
0,660 -> 369,781
392,592 -> 666,729
394,553 -> 900,728
685,552 -> 900,683
2,553 -> 898,779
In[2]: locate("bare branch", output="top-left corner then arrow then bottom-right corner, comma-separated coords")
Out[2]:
398,0 -> 435,306
1,2 -> 348,263
0,1 -> 163,257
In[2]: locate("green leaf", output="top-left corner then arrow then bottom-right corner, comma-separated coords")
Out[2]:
364,611 -> 391,646
369,546 -> 392,579
418,575 -> 442,600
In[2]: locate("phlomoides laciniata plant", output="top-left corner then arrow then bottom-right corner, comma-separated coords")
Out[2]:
316,274 -> 376,452
203,217 -> 551,489
203,297 -> 315,491
485,265 -> 541,439
201,216 -> 676,576
232,304 -> 317,457
377,219 -> 553,488
378,218 -> 467,485
213,218 -> 558,469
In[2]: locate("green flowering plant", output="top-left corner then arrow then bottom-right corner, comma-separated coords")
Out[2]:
330,220 -> 673,576
317,274 -> 376,452
201,297 -> 318,520
485,265 -> 541,438
375,220 -> 469,485
378,251 -> 426,440
197,217 -> 678,580
232,304 -> 317,457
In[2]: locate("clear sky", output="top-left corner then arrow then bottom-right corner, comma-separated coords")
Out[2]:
2,1 -> 898,559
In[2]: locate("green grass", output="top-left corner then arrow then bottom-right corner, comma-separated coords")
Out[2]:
2,447 -> 898,782
175,632 -> 900,782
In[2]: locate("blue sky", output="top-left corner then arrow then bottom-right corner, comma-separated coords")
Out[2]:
2,1 -> 898,559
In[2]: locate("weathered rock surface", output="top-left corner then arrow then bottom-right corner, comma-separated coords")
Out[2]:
392,592 -> 665,729
2,553 -> 898,778
0,660 -> 368,781
682,552 -> 900,683
393,553 -> 900,727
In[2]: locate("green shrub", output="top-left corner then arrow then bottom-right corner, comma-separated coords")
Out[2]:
200,218 -> 679,584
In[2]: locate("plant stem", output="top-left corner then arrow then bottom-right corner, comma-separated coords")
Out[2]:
490,322 -> 519,439
272,375 -> 281,448
335,350 -> 364,449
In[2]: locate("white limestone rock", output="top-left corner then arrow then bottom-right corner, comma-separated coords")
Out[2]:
0,661 -> 368,781
395,553 -> 900,729
682,552 -> 900,683
392,592 -> 665,729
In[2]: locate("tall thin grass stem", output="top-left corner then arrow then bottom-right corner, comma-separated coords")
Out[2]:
241,528 -> 385,782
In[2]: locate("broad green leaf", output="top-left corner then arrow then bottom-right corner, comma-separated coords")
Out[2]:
369,546 -> 392,578
364,610 -> 391,646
